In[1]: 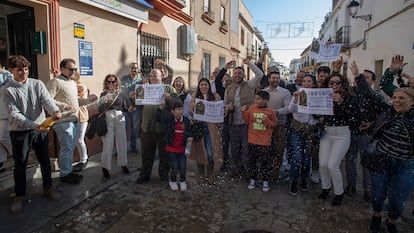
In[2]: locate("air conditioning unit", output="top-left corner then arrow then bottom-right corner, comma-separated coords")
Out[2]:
178,25 -> 196,55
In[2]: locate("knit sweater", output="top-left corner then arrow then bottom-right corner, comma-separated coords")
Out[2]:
264,86 -> 291,125
0,70 -> 13,120
46,74 -> 79,123
5,78 -> 59,131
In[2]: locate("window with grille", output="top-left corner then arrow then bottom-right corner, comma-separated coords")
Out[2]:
140,32 -> 169,78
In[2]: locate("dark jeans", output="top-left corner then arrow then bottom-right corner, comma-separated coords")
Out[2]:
169,152 -> 186,182
229,124 -> 248,175
247,144 -> 272,182
123,108 -> 142,149
370,152 -> 414,220
140,131 -> 170,178
289,129 -> 310,180
221,122 -> 230,167
345,133 -> 371,189
10,130 -> 52,196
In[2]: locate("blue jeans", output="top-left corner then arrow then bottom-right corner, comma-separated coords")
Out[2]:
289,129 -> 310,180
169,152 -> 186,182
53,121 -> 78,177
370,153 -> 414,220
203,129 -> 213,162
123,108 -> 142,149
345,133 -> 372,189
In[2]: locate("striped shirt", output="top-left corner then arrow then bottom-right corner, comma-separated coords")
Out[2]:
377,113 -> 412,159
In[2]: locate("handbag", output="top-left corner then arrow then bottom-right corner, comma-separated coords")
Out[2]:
191,121 -> 205,141
360,140 -> 389,172
86,92 -> 120,138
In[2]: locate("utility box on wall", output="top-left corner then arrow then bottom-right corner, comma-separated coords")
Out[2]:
178,25 -> 196,55
31,31 -> 46,54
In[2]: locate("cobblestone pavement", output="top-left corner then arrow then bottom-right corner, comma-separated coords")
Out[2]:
36,163 -> 414,233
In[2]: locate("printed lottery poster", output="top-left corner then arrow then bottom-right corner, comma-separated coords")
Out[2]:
135,84 -> 165,105
297,88 -> 334,115
308,39 -> 341,63
193,98 -> 224,123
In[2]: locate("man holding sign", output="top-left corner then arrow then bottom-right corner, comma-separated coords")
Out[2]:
136,69 -> 178,184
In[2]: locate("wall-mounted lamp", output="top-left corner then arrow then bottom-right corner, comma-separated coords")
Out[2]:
346,0 -> 372,22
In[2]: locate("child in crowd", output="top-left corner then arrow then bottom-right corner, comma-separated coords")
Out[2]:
156,100 -> 192,191
242,90 -> 277,192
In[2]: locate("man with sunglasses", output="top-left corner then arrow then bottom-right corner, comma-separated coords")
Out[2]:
47,58 -> 96,185
121,63 -> 142,154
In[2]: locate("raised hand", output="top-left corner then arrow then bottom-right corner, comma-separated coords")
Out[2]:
390,55 -> 405,72
349,60 -> 359,77
225,60 -> 235,70
332,57 -> 343,73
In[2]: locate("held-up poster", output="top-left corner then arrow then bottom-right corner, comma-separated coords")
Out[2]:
308,40 -> 341,62
135,84 -> 165,105
193,98 -> 224,123
297,88 -> 334,115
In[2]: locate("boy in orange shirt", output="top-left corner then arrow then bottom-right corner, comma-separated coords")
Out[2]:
242,90 -> 277,192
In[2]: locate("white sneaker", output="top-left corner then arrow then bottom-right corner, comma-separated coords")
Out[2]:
310,170 -> 320,184
169,181 -> 179,191
180,181 -> 187,191
262,181 -> 270,192
248,179 -> 256,190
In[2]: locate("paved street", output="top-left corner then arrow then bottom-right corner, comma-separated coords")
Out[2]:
1,150 -> 414,233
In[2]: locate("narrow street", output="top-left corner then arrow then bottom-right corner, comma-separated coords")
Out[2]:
2,151 -> 412,233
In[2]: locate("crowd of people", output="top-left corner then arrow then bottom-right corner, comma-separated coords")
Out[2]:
1,52 -> 413,233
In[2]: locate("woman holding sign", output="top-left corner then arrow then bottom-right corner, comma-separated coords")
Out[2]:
189,78 -> 223,182
318,74 -> 356,206
287,74 -> 320,195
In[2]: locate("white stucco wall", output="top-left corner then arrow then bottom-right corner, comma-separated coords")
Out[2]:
59,0 -> 140,96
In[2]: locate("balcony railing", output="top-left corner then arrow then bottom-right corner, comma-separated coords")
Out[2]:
202,6 -> 215,25
335,26 -> 350,45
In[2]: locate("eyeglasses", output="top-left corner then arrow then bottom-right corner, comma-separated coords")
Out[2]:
329,80 -> 342,85
67,67 -> 77,72
106,80 -> 116,84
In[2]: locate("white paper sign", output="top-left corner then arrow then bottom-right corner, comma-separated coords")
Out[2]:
308,40 -> 341,62
193,98 -> 224,123
135,84 -> 165,105
297,88 -> 334,115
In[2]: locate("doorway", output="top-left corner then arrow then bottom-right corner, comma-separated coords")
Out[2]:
0,1 -> 37,78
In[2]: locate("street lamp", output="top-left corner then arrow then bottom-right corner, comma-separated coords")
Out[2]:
347,0 -> 372,22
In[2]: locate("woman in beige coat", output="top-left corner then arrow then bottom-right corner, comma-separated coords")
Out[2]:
189,78 -> 223,181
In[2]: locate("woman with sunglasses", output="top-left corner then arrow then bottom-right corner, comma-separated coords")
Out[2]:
318,74 -> 356,206
98,74 -> 134,179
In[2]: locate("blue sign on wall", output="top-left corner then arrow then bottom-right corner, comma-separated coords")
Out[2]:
78,41 -> 93,75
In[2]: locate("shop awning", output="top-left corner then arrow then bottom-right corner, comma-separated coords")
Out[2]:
139,14 -> 169,38
79,0 -> 153,23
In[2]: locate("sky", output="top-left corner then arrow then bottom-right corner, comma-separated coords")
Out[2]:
243,0 -> 332,67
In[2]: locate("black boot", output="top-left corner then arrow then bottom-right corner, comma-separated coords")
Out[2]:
369,215 -> 382,233
331,193 -> 344,206
197,164 -> 205,180
102,168 -> 110,179
207,162 -> 214,181
385,219 -> 397,233
318,188 -> 330,199
290,180 -> 298,196
122,166 -> 130,174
